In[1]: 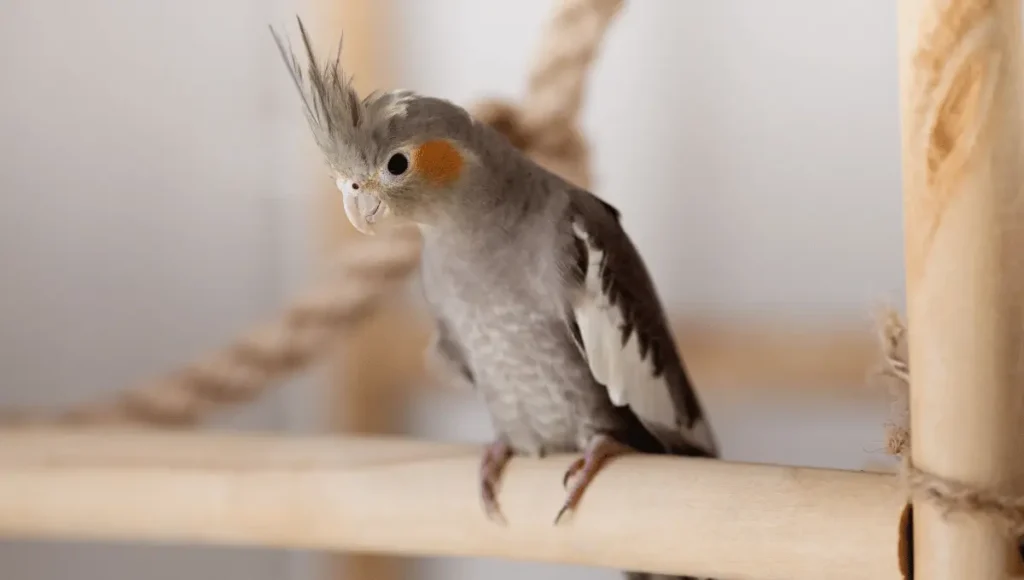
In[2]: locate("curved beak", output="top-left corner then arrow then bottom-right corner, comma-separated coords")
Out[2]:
342,190 -> 391,235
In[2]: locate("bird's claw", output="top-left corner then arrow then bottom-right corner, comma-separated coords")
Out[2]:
562,457 -> 585,488
482,488 -> 508,525
479,440 -> 513,525
554,435 -> 633,525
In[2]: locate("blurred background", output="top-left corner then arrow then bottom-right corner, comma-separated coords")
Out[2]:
0,0 -> 906,579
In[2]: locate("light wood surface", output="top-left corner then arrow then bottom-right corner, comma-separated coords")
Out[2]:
897,1 -> 1024,578
0,429 -> 907,580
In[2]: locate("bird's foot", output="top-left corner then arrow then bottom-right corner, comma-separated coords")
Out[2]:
479,439 -> 513,525
555,435 -> 635,524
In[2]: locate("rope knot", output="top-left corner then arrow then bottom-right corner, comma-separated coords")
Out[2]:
472,98 -> 591,189
872,310 -> 1024,540
471,100 -> 532,150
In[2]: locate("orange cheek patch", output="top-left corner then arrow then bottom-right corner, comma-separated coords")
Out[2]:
412,140 -> 463,186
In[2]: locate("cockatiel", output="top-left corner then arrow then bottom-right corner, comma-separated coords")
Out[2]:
272,18 -> 719,580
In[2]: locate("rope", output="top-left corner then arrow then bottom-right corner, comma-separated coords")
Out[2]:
873,309 -> 910,457
472,0 -> 625,188
873,310 -> 1024,537
0,0 -> 623,428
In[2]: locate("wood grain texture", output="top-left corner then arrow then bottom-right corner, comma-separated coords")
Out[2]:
0,429 -> 908,580
897,0 -> 1024,578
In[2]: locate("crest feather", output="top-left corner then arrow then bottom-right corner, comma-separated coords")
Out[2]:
270,17 -> 415,168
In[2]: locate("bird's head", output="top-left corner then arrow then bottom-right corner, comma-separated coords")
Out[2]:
272,19 -> 480,235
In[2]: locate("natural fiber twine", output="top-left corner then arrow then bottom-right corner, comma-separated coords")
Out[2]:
873,310 -> 1024,538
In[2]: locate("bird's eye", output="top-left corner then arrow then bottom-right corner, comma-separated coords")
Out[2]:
386,152 -> 409,176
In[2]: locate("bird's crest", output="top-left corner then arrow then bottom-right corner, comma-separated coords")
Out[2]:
270,17 -> 416,172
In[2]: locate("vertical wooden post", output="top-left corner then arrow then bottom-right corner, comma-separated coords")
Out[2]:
304,2 -> 426,580
898,1 -> 1024,578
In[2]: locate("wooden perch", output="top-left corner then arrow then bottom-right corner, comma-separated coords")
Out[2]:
0,430 -> 906,580
897,0 -> 1024,578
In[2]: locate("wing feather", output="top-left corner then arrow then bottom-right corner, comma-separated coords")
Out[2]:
565,191 -> 718,458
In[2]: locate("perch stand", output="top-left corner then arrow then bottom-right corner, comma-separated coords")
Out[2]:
0,429 -> 906,580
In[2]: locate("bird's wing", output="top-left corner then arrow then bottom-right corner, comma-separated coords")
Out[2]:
562,189 -> 719,458
425,315 -> 475,390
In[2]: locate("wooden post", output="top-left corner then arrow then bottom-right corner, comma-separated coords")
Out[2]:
303,2 -> 426,580
897,1 -> 1024,578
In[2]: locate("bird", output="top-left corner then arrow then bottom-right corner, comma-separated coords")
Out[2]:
271,18 -> 720,580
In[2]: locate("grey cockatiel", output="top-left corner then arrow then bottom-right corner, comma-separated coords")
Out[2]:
272,18 -> 719,580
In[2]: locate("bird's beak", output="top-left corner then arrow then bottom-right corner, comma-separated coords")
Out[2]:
342,189 -> 391,236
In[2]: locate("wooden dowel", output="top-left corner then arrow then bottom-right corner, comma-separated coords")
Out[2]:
0,430 -> 906,580
897,0 -> 1024,578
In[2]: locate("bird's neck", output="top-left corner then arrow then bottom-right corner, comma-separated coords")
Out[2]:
415,189 -> 557,263
418,166 -> 548,240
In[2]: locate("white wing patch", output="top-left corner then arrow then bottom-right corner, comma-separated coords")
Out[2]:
571,222 -> 716,454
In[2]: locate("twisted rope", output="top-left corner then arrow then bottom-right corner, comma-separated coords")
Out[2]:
0,0 -> 623,428
472,0 -> 624,188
